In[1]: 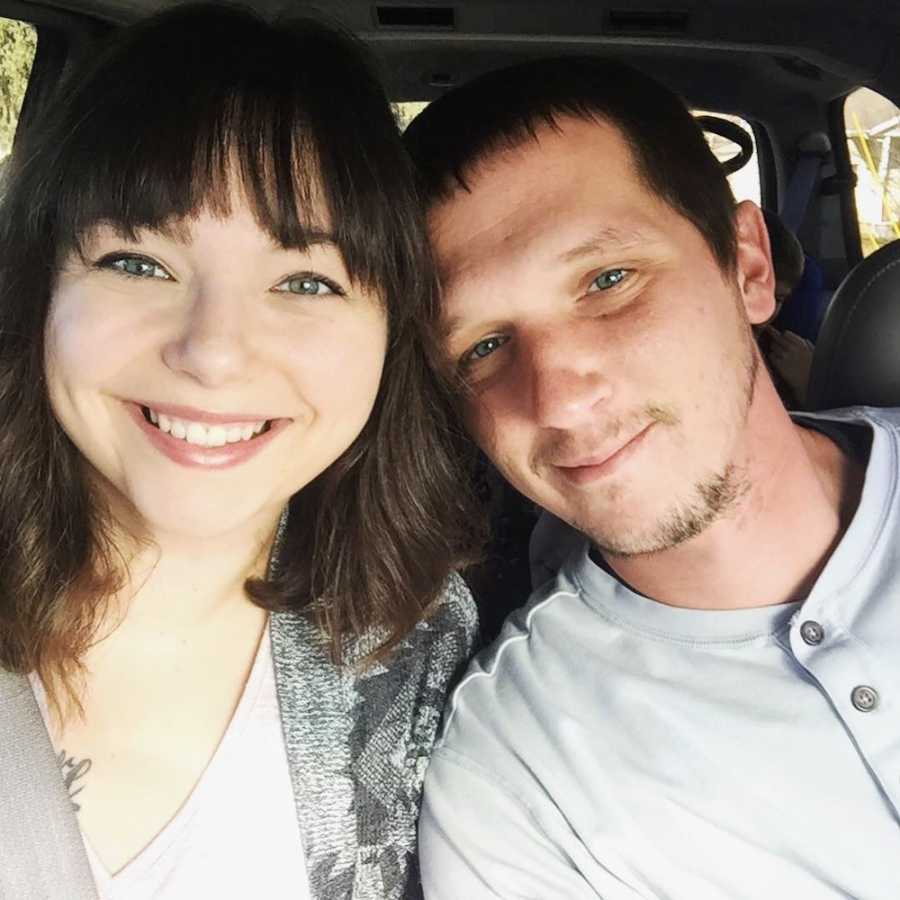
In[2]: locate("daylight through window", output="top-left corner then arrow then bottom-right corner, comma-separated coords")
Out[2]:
845,87 -> 900,257
0,16 -> 37,162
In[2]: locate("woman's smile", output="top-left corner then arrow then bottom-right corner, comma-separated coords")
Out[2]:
126,400 -> 292,469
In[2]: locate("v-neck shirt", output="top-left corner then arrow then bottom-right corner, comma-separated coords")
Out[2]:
33,625 -> 310,899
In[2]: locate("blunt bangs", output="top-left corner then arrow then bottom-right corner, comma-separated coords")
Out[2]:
31,4 -> 424,314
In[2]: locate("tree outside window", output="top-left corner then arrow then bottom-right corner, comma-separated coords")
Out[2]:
845,87 -> 900,257
0,17 -> 37,161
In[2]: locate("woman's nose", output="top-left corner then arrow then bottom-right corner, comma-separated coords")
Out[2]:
161,290 -> 251,388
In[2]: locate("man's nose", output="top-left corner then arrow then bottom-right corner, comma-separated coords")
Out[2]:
161,289 -> 251,388
526,329 -> 611,430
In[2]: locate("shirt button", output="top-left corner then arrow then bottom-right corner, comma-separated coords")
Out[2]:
799,620 -> 824,645
851,685 -> 879,712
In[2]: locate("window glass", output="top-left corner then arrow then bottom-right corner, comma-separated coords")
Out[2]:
394,102 -> 761,203
844,87 -> 900,257
393,101 -> 427,131
0,16 -> 37,162
695,112 -> 760,204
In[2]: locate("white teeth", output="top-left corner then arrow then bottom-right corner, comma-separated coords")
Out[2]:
144,407 -> 268,448
207,425 -> 228,447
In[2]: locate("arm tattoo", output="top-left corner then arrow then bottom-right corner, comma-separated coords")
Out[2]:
57,749 -> 92,812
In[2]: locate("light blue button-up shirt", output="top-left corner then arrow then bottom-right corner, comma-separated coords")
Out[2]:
420,407 -> 900,899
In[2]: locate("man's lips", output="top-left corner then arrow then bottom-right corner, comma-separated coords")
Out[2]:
550,423 -> 655,485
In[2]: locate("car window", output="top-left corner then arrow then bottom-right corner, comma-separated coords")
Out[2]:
394,101 -> 427,131
844,87 -> 900,257
0,15 -> 37,162
695,111 -> 760,204
395,102 -> 761,204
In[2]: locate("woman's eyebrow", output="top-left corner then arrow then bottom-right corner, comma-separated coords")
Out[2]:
116,223 -> 341,250
272,228 -> 340,252
300,228 -> 339,247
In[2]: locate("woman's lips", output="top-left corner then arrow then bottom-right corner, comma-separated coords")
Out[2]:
126,401 -> 289,470
135,400 -> 273,425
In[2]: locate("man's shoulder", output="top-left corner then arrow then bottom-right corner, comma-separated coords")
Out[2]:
438,571 -> 585,748
799,405 -> 900,478
529,509 -> 589,589
803,404 -> 900,431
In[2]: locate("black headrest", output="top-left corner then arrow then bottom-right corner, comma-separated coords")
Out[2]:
808,240 -> 900,410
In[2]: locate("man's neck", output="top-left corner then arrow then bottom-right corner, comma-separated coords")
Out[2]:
602,408 -> 866,612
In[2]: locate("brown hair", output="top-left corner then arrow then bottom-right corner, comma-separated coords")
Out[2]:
0,3 -> 480,703
404,56 -> 738,273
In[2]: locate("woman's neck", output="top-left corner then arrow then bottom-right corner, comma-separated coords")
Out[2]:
98,508 -> 281,639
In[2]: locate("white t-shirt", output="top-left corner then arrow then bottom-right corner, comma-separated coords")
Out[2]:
421,408 -> 900,899
34,626 -> 310,899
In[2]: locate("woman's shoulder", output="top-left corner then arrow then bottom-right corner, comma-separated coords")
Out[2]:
270,572 -> 479,762
270,571 -> 478,685
411,571 -> 479,660
268,575 -> 479,898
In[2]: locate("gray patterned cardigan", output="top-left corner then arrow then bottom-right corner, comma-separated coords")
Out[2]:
271,572 -> 477,899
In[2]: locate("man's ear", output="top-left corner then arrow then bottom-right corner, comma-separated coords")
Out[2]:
733,200 -> 777,325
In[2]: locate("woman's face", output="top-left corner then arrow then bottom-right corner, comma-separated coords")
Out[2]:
45,198 -> 389,541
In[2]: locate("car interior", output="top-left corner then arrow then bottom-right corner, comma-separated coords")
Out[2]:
2,0 -> 898,641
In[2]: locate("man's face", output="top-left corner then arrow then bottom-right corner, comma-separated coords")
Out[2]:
431,116 -> 776,556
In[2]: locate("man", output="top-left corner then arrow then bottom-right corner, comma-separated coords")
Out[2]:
405,58 -> 900,898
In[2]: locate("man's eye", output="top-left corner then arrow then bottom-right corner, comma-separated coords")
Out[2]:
274,274 -> 344,297
464,334 -> 509,363
589,268 -> 630,291
99,254 -> 170,280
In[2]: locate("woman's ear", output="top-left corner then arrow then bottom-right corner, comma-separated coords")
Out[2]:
733,200 -> 777,325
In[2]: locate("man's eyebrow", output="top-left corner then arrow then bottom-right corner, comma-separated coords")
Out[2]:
558,226 -> 648,263
436,314 -> 466,347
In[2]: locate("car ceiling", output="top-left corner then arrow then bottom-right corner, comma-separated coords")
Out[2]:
30,0 -> 900,114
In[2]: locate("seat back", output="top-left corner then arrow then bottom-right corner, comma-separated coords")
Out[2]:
808,240 -> 900,410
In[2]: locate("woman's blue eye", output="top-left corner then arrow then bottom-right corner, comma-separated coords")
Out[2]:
466,335 -> 508,363
591,268 -> 629,291
101,255 -> 169,279
276,275 -> 343,297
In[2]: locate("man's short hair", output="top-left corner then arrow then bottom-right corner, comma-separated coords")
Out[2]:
404,56 -> 738,272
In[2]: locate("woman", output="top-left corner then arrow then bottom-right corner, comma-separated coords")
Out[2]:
0,5 -> 479,898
